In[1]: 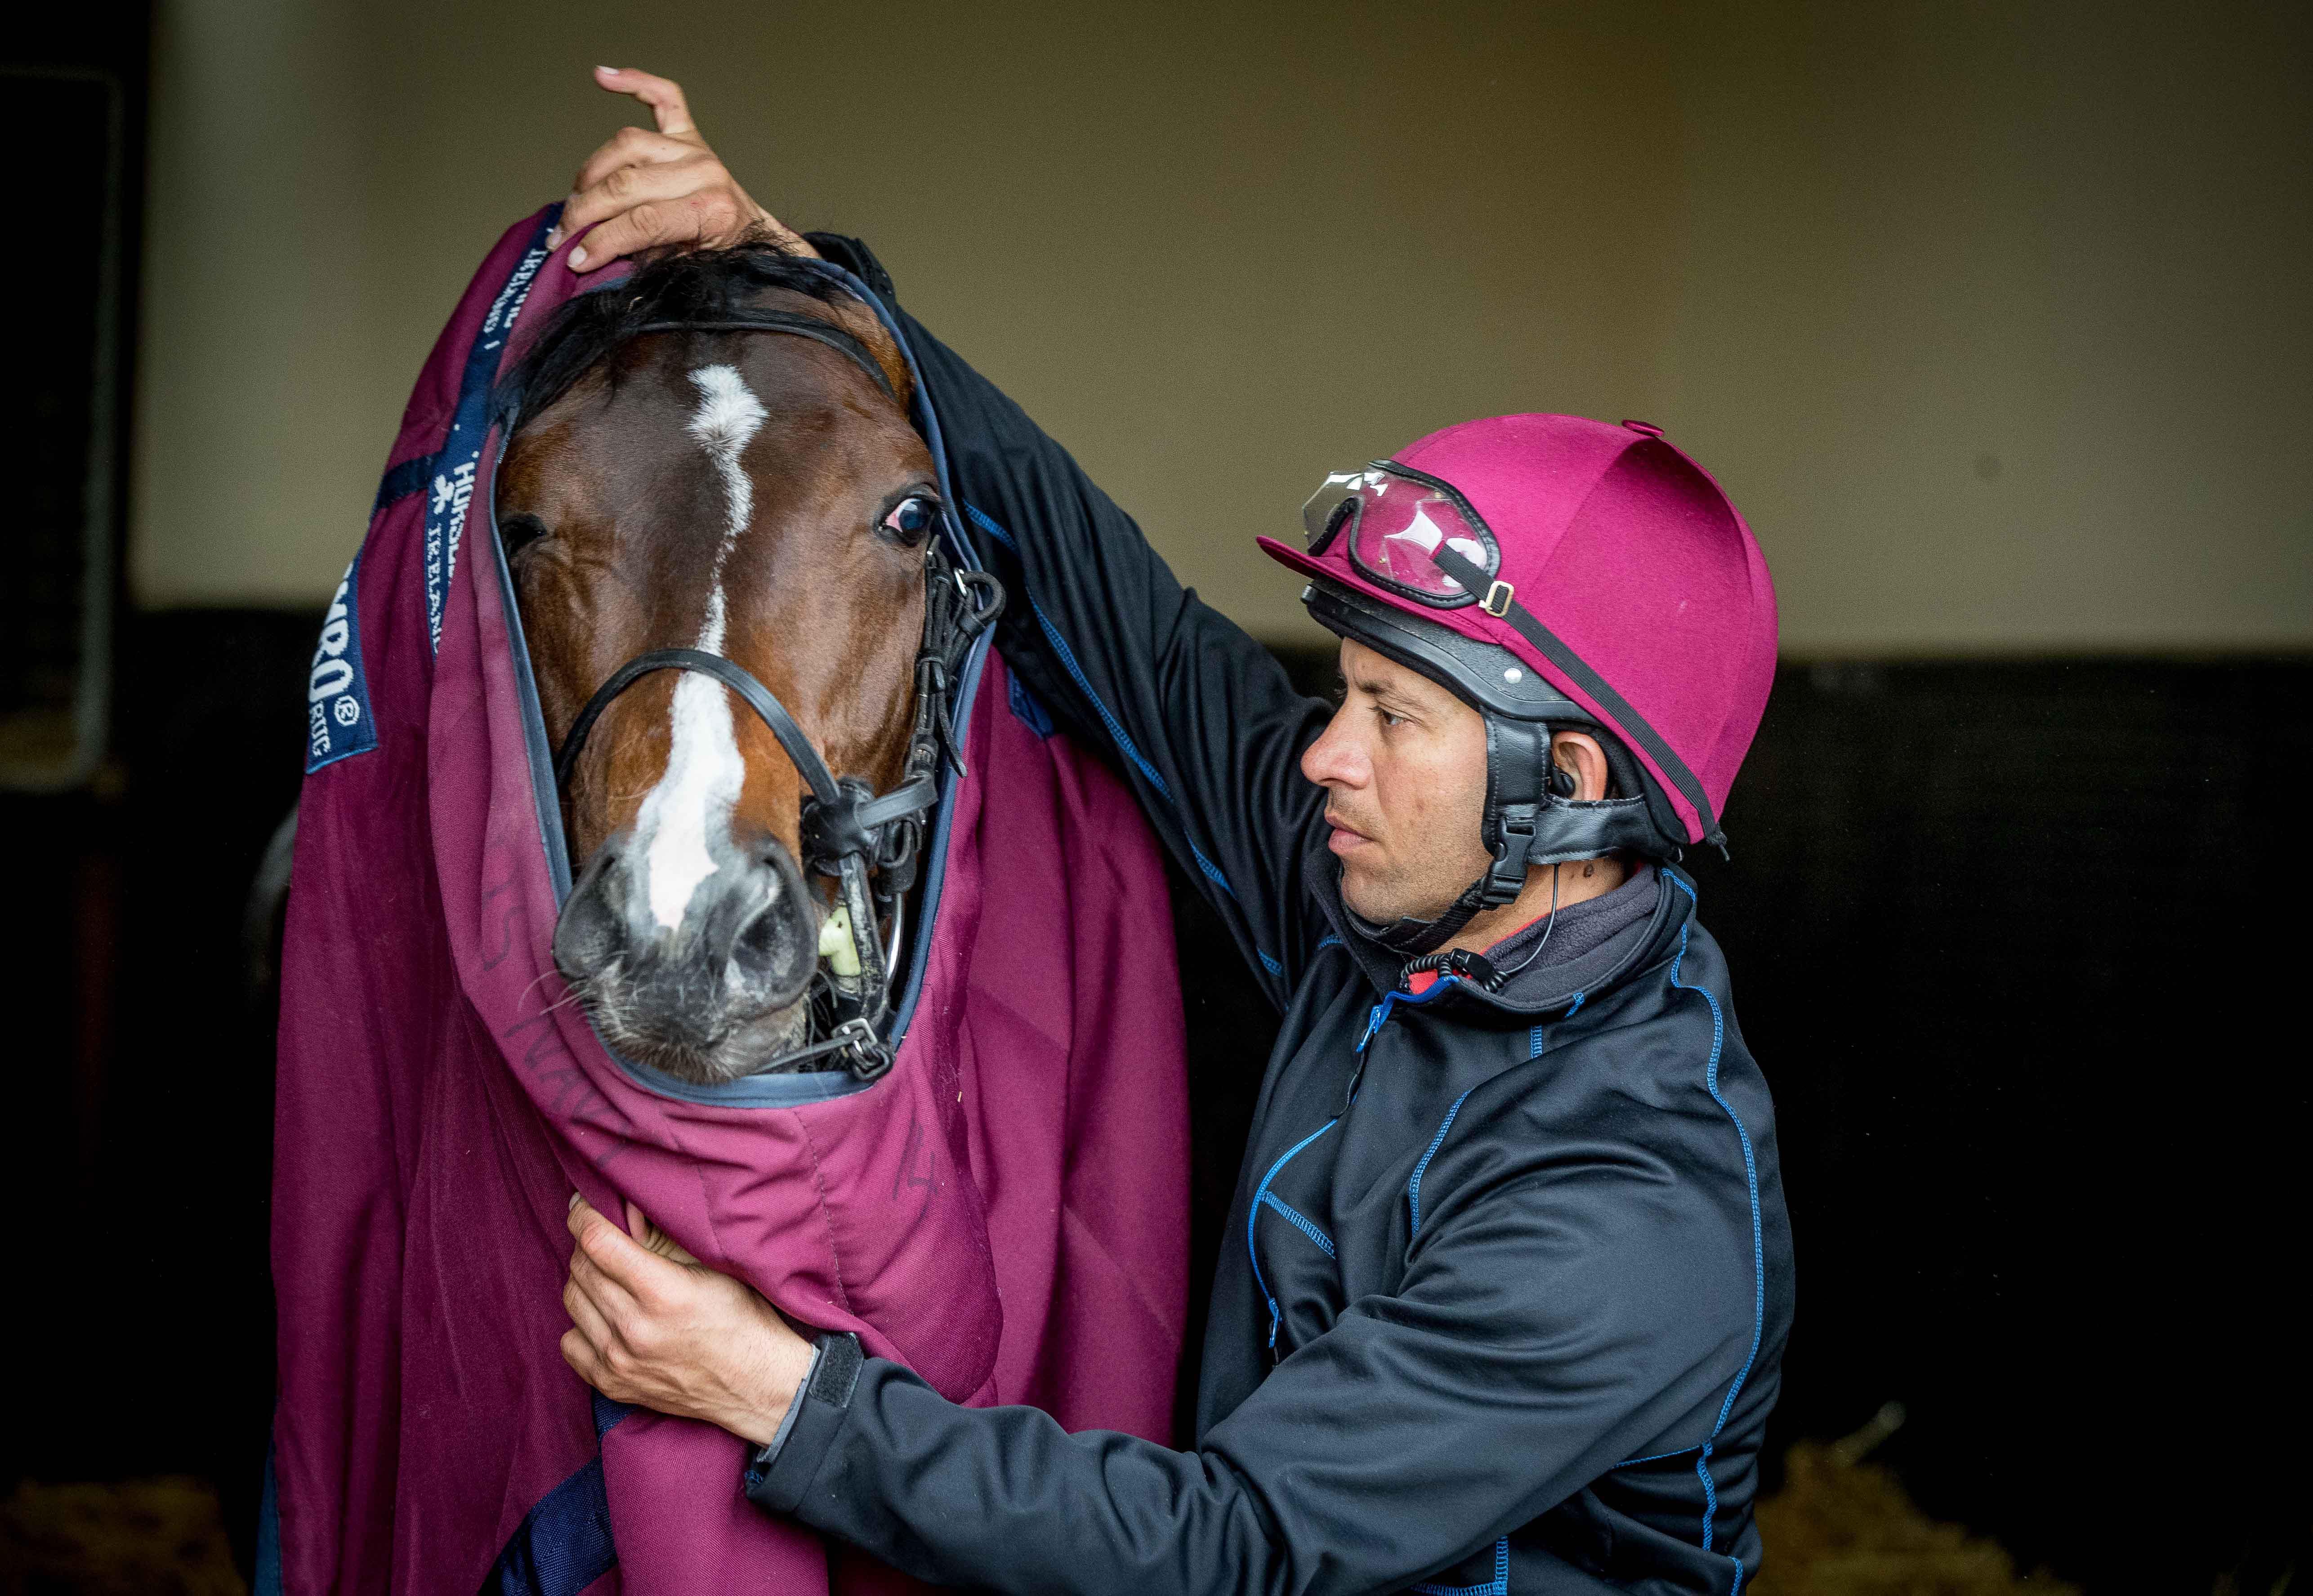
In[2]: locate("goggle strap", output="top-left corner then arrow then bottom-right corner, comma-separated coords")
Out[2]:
1431,544 -> 1721,843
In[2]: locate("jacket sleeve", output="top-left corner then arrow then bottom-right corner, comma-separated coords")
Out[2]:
809,234 -> 1335,1005
745,1151 -> 1759,1596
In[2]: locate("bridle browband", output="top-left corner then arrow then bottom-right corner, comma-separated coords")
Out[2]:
525,305 -> 1003,1080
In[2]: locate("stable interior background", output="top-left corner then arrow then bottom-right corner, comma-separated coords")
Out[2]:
4,1 -> 2307,1591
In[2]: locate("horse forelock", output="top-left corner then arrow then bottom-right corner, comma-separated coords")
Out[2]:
503,242 -> 913,425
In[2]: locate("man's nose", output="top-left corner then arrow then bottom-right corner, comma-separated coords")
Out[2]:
1299,704 -> 1366,790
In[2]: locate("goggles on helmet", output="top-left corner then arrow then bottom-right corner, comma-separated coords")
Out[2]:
1300,461 -> 1502,610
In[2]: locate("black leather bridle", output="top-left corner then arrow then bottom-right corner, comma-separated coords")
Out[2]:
528,308 -> 1003,1079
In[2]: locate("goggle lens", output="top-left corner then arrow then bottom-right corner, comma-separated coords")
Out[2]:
1299,465 -> 1498,606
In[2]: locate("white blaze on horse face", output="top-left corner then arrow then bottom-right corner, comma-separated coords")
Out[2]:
634,364 -> 770,932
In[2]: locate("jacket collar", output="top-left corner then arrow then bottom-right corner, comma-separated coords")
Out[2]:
1307,834 -> 1696,1020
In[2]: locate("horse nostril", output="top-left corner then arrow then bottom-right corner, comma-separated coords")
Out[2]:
728,846 -> 817,1006
731,898 -> 813,999
553,846 -> 631,981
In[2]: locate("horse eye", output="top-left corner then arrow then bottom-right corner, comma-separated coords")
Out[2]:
880,495 -> 937,545
500,512 -> 550,556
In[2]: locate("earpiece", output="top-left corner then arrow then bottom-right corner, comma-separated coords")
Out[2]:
1549,760 -> 1578,799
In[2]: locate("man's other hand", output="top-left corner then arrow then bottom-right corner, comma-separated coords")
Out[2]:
546,67 -> 817,271
559,1194 -> 813,1447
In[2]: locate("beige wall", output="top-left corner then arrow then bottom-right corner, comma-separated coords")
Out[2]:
133,0 -> 2310,652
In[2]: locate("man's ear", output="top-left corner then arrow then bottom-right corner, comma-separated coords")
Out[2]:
1549,730 -> 1613,803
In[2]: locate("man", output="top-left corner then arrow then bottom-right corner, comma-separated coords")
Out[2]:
553,67 -> 1792,1595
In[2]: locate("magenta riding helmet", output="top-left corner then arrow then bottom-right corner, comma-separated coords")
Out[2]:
1258,414 -> 1777,951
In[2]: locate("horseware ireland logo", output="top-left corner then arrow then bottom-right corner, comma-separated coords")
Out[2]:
425,214 -> 557,655
429,456 -> 478,618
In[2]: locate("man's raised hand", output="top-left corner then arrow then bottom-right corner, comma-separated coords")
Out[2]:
547,67 -> 816,270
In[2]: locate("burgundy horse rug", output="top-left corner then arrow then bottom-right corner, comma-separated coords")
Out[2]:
266,209 -> 1190,1594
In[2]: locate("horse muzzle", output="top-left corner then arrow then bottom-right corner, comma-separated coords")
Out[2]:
552,829 -> 819,1081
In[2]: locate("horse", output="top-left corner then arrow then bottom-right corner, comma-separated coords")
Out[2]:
494,245 -> 991,1085
267,217 -> 1189,1592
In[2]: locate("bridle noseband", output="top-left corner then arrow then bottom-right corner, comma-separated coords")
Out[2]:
526,307 -> 1004,1080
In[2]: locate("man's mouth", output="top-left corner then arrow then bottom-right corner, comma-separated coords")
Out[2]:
1324,811 -> 1374,856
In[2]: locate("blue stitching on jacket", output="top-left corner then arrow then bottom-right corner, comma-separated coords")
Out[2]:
1189,843 -> 1234,895
1697,1442 -> 1723,1553
1259,1192 -> 1336,1257
962,501 -> 1016,548
1398,976 -> 1533,1243
1408,1088 -> 1475,1239
1247,1119 -> 1340,1354
1412,1537 -> 1509,1595
966,504 -> 1170,795
1664,872 -> 1764,1583
1523,991 -> 1581,1062
964,499 -> 1276,976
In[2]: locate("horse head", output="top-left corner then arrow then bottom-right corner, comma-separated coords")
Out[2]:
497,246 -> 940,1084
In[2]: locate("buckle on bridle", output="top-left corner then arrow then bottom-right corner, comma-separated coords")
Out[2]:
832,1016 -> 894,1081
797,776 -> 882,871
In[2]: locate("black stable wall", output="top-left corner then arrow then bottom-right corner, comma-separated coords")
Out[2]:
2,613 -> 2304,1592
1691,658 -> 2310,1592
0,611 -> 312,1574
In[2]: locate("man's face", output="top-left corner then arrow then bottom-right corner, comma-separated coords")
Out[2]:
1300,638 -> 1495,925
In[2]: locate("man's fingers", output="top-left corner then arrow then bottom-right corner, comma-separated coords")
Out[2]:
627,1199 -> 701,1265
568,194 -> 746,272
567,205 -> 668,272
562,1269 -> 622,1356
568,1195 -> 689,1303
596,67 -> 698,140
567,1237 -> 643,1330
566,1198 -> 650,1306
552,133 -> 704,249
560,1326 -> 621,1394
569,124 -> 698,204
556,153 -> 732,250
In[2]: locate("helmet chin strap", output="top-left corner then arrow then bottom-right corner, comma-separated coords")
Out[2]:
1348,875 -> 1489,958
1347,719 -> 1667,963
1349,718 -> 1554,957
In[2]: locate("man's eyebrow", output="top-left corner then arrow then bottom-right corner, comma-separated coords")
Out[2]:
1352,673 -> 1422,709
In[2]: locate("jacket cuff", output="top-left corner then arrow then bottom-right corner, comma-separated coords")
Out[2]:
743,1332 -> 864,1513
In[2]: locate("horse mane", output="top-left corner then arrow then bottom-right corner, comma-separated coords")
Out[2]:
504,241 -> 848,422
